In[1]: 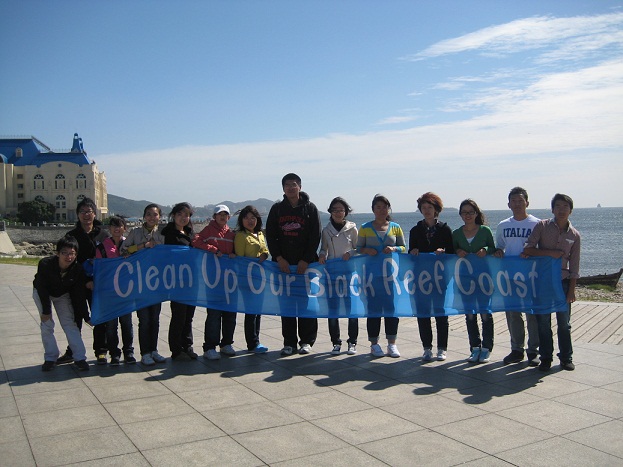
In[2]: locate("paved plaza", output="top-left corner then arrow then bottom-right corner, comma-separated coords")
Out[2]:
1,263 -> 622,466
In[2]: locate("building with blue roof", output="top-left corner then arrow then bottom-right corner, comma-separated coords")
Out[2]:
0,133 -> 108,222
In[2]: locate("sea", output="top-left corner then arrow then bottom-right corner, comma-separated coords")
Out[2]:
325,207 -> 623,278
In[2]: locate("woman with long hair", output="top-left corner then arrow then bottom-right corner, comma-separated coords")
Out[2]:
452,199 -> 496,364
357,194 -> 406,358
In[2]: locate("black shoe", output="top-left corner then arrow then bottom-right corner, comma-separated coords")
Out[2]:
185,349 -> 199,360
96,353 -> 107,365
110,355 -> 121,366
538,359 -> 552,372
503,350 -> 524,365
172,351 -> 192,361
124,352 -> 137,364
42,361 -> 55,372
56,350 -> 74,365
560,360 -> 575,371
527,353 -> 540,367
74,360 -> 89,371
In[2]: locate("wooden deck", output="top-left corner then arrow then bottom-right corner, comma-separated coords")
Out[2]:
447,301 -> 623,345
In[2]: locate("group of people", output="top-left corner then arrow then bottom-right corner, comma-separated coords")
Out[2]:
33,173 -> 581,375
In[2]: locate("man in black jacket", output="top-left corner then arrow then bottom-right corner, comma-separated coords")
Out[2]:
33,236 -> 90,371
58,198 -> 108,364
266,173 -> 321,356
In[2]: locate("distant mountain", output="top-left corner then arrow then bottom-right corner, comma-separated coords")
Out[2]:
108,194 -> 277,220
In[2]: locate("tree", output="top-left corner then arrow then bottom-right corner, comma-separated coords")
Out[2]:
18,200 -> 56,224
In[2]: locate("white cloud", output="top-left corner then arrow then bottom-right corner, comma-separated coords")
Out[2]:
405,13 -> 623,61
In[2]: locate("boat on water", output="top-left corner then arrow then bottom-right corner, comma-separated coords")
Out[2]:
577,268 -> 623,287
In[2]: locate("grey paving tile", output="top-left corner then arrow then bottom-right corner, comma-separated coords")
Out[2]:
202,400 -> 303,435
553,386 -> 623,418
563,419 -> 623,458
358,429 -> 485,467
9,372 -> 85,395
0,394 -> 18,418
435,412 -> 553,454
311,407 -> 423,445
439,382 -> 544,412
121,413 -> 224,450
31,425 -> 137,467
383,392 -> 488,428
22,404 -> 117,438
275,389 -> 373,420
178,384 -> 268,411
142,437 -> 263,466
601,380 -> 623,394
0,437 -> 36,466
90,379 -> 172,403
0,415 -> 27,444
153,370 -> 241,392
552,363 -> 623,386
104,393 -> 196,424
243,374 -> 332,400
271,446 -> 388,466
65,452 -> 151,466
16,386 -> 99,414
497,399 -> 613,435
336,379 -> 427,406
232,422 -> 349,464
496,372 -> 593,398
497,436 -> 623,466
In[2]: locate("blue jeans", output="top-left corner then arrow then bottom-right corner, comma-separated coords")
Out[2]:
465,313 -> 494,351
137,304 -> 161,356
106,312 -> 134,357
536,280 -> 573,362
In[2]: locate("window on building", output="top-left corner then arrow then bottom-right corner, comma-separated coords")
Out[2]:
17,184 -> 24,189
34,174 -> 44,190
76,173 -> 87,189
76,194 -> 85,205
17,193 -> 24,199
55,174 -> 66,189
35,195 -> 45,203
17,174 -> 24,179
55,195 -> 66,209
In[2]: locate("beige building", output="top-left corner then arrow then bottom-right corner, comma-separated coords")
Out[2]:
0,133 -> 108,222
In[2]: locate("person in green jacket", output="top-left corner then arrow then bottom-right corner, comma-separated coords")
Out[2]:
452,199 -> 496,364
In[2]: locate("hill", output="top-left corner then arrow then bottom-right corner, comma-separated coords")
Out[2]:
108,194 -> 277,220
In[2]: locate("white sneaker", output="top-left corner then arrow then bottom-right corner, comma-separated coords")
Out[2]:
220,345 -> 236,356
204,349 -> 221,360
370,343 -> 384,357
347,343 -> 357,355
331,344 -> 341,355
387,344 -> 400,358
437,349 -> 447,361
423,348 -> 433,361
151,351 -> 166,363
479,348 -> 491,363
299,344 -> 312,354
141,353 -> 155,366
467,348 -> 481,362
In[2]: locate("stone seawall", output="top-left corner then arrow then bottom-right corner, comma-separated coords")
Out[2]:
5,226 -> 73,244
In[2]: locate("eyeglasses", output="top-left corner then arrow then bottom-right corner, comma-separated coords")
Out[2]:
460,211 -> 476,216
331,209 -> 345,213
59,250 -> 76,257
79,210 -> 94,215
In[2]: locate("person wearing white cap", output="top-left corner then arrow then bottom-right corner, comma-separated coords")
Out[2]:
192,204 -> 237,360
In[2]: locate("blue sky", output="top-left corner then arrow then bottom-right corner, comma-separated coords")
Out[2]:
1,1 -> 622,212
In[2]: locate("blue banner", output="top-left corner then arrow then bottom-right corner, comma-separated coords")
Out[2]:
91,246 -> 566,324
